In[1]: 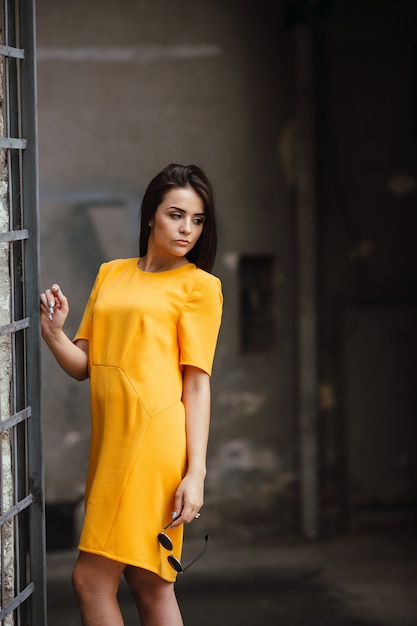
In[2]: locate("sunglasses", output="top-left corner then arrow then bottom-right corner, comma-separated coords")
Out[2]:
158,519 -> 209,574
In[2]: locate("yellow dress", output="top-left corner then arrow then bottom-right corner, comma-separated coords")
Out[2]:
73,258 -> 223,581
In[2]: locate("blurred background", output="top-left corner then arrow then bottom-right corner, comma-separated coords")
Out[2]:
37,0 -> 417,622
39,0 -> 417,546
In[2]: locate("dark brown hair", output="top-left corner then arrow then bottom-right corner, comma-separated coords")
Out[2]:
139,163 -> 217,272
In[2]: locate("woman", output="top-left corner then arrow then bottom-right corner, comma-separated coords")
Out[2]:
40,163 -> 223,625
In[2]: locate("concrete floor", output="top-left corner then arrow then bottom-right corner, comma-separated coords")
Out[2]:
46,528 -> 417,625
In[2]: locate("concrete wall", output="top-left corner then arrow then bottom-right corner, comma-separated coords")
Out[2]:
37,0 -> 297,541
38,0 -> 417,543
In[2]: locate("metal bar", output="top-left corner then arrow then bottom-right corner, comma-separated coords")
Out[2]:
0,582 -> 34,620
0,494 -> 33,527
5,4 -> 23,237
0,407 -> 31,434
0,436 -> 4,610
0,44 -> 25,59
1,1 -> 21,623
295,23 -> 319,540
0,228 -> 29,241
0,137 -> 27,149
0,318 -> 29,336
20,1 -> 48,623
10,9 -> 28,613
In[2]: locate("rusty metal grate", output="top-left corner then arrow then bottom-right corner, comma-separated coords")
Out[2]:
0,0 -> 46,624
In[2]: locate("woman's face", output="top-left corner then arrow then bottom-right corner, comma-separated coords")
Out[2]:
148,186 -> 205,261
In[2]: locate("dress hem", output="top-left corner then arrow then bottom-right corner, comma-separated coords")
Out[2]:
77,545 -> 177,583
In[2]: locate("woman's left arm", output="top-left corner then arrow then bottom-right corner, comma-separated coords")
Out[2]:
172,365 -> 211,525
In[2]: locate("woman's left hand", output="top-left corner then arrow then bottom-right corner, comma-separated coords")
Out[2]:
171,472 -> 204,526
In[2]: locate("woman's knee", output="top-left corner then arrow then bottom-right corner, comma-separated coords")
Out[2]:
72,552 -> 124,601
72,557 -> 95,601
72,558 -> 85,594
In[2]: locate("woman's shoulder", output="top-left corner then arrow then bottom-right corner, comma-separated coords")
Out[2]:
102,257 -> 137,269
187,264 -> 222,290
98,257 -> 138,276
183,266 -> 223,308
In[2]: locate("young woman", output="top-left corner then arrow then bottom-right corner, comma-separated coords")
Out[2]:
40,163 -> 223,625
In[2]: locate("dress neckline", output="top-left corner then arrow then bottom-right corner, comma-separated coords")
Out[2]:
136,258 -> 194,275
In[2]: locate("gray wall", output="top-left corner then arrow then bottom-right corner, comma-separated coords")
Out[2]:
38,0 -> 417,543
38,0 -> 297,541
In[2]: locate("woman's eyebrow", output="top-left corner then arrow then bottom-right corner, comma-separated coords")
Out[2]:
168,206 -> 205,216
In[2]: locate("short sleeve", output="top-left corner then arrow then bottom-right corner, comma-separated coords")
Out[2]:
73,264 -> 105,342
178,274 -> 223,375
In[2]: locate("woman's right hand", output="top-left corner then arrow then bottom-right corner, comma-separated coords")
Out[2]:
40,283 -> 69,336
40,284 -> 89,380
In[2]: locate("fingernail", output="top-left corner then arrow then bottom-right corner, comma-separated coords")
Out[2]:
48,314 -> 53,321
49,300 -> 54,308
171,511 -> 178,519
49,306 -> 54,314
58,289 -> 63,296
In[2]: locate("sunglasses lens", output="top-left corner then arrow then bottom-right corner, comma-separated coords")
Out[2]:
167,555 -> 183,573
158,532 -> 173,550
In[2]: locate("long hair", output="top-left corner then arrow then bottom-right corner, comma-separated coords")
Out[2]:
139,163 -> 217,272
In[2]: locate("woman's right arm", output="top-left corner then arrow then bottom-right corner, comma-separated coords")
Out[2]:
40,284 -> 89,381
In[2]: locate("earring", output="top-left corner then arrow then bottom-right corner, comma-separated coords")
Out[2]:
148,221 -> 152,227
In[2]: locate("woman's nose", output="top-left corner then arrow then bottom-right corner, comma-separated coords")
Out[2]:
180,220 -> 192,234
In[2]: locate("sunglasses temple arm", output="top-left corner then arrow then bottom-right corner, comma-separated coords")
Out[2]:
182,534 -> 209,573
162,518 -> 178,532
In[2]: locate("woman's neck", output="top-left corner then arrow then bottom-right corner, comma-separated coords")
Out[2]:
138,255 -> 189,273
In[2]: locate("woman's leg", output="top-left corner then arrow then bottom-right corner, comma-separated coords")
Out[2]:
72,551 -> 126,626
124,565 -> 183,626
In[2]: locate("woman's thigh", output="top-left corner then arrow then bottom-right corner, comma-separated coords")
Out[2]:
123,565 -> 177,603
73,551 -> 126,595
124,566 -> 183,625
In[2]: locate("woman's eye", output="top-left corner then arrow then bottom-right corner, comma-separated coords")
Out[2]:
194,218 -> 205,225
170,213 -> 182,220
